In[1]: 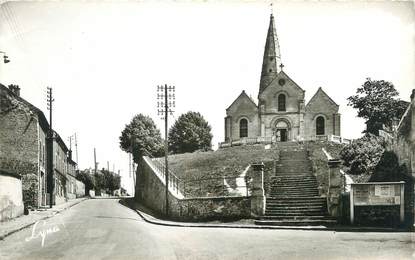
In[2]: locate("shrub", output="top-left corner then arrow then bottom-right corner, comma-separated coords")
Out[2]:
340,134 -> 385,176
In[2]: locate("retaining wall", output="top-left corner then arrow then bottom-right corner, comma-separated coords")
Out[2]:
135,156 -> 252,221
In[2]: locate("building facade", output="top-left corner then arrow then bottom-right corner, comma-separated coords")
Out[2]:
224,14 -> 341,143
0,84 -> 48,208
0,84 -> 83,209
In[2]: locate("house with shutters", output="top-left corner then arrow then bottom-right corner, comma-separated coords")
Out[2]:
223,13 -> 342,145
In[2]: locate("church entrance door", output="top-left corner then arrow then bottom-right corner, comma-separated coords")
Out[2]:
276,129 -> 288,142
275,120 -> 290,142
279,129 -> 288,142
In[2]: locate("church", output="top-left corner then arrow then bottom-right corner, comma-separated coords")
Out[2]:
224,13 -> 341,143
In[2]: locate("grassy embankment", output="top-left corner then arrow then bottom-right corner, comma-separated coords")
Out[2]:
166,145 -> 278,198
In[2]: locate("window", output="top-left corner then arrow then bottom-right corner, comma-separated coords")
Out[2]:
39,141 -> 42,162
316,116 -> 325,135
239,119 -> 248,138
278,94 -> 286,111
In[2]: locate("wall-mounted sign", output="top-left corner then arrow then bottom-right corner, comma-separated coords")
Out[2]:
350,182 -> 405,224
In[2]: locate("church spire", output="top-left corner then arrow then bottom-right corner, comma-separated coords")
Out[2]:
259,12 -> 282,93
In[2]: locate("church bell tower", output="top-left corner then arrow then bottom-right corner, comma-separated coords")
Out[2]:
259,13 -> 282,94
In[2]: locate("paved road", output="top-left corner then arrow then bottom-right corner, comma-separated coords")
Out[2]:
0,199 -> 413,260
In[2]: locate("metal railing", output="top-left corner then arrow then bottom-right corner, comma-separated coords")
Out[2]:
219,136 -> 275,148
150,157 -> 182,196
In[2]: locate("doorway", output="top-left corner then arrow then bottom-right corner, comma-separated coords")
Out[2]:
277,129 -> 288,142
275,120 -> 290,142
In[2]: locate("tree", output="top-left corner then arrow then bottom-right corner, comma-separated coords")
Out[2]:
168,111 -> 213,154
347,78 -> 409,135
101,169 -> 121,193
76,170 -> 94,195
339,134 -> 385,177
119,114 -> 163,163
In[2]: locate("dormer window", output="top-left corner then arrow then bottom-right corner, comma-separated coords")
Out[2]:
278,94 -> 286,111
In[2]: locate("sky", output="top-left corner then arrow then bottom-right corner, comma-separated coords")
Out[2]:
0,1 -> 414,195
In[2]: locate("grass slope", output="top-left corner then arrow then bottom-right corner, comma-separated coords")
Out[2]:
165,145 -> 278,197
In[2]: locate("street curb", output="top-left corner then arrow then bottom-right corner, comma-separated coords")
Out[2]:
0,198 -> 88,240
132,208 -> 410,233
132,208 -> 329,231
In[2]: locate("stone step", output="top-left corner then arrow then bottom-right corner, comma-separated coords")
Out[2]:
254,219 -> 336,226
265,208 -> 325,213
259,215 -> 334,220
272,179 -> 317,182
272,181 -> 316,185
271,187 -> 318,191
276,169 -> 312,174
270,189 -> 318,196
270,189 -> 318,195
271,189 -> 318,192
267,197 -> 325,201
271,185 -> 318,189
269,194 -> 320,198
279,153 -> 308,161
264,212 -> 328,217
271,181 -> 318,188
266,205 -> 325,210
275,173 -> 314,177
271,188 -> 317,191
265,201 -> 326,206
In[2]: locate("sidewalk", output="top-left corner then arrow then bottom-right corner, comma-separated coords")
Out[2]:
121,198 -> 410,232
0,197 -> 88,240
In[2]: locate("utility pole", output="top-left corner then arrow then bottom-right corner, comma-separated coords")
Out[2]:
157,84 -> 175,217
46,87 -> 54,208
74,133 -> 79,169
94,148 -> 97,175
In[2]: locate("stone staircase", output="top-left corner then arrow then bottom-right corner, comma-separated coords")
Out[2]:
255,142 -> 336,226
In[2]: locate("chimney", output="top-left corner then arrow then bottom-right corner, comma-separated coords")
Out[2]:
68,150 -> 72,160
8,84 -> 20,97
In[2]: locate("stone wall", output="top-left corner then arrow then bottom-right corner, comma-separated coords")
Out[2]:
177,196 -> 251,221
135,156 -> 252,221
382,90 -> 415,227
75,179 -> 85,198
306,141 -> 345,196
0,171 -> 24,221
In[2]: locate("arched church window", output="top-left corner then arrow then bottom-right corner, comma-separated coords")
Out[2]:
278,94 -> 286,111
316,116 -> 325,135
239,119 -> 248,138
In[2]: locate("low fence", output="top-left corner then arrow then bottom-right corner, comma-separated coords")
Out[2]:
0,170 -> 24,221
151,158 -> 181,196
219,135 -> 351,148
219,136 -> 274,148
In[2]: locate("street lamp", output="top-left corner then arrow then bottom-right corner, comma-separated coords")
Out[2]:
0,51 -> 10,63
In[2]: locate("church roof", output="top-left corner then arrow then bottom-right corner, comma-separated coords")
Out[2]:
306,87 -> 339,108
259,70 -> 305,96
226,90 -> 257,111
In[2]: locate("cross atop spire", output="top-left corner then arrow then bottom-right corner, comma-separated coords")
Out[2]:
259,9 -> 282,94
